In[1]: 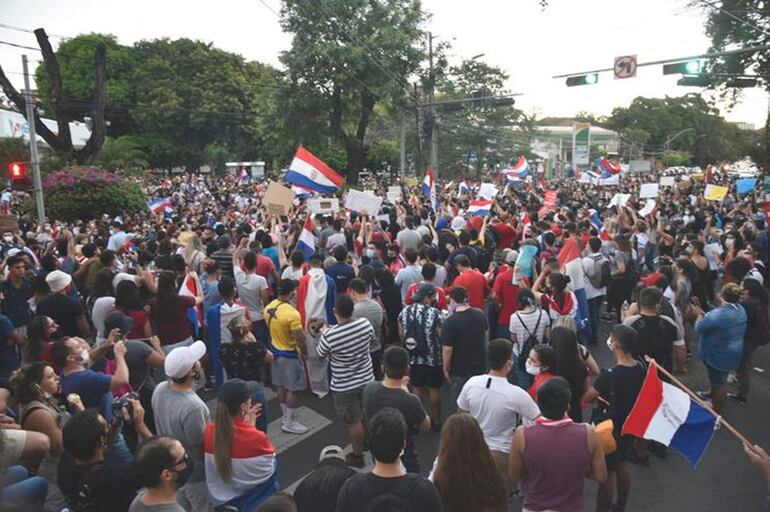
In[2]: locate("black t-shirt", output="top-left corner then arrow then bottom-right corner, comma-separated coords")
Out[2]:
625,314 -> 679,372
593,362 -> 646,439
335,472 -> 443,512
441,308 -> 487,377
38,293 -> 86,338
58,455 -> 140,512
219,341 -> 268,382
362,382 -> 426,462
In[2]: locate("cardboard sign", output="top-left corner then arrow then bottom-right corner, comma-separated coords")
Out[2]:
704,184 -> 729,201
638,199 -> 656,217
387,186 -> 402,202
0,215 -> 19,234
345,189 -> 383,214
404,177 -> 419,186
659,176 -> 676,187
308,198 -> 340,214
478,183 -> 499,200
609,193 -> 631,207
639,183 -> 659,198
263,181 -> 295,215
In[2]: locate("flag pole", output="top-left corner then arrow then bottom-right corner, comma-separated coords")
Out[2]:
646,358 -> 752,447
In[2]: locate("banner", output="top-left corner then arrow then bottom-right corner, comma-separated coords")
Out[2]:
538,190 -> 557,217
572,122 -> 591,166
736,178 -> 757,195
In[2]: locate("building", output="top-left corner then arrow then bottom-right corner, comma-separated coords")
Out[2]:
528,122 -> 620,177
0,108 -> 91,149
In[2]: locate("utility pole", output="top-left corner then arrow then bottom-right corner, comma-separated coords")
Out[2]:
22,55 -> 45,228
399,114 -> 406,180
413,83 -> 422,173
428,32 -> 438,179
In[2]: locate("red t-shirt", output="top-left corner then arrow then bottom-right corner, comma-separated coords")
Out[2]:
492,222 -> 516,250
255,255 -> 276,282
405,282 -> 448,310
451,269 -> 488,309
150,295 -> 196,345
117,307 -> 150,340
492,268 -> 521,326
528,371 -> 556,401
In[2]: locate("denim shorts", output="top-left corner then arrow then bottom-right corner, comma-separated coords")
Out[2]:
705,363 -> 728,388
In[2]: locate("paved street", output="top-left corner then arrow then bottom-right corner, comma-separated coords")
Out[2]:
203,318 -> 770,511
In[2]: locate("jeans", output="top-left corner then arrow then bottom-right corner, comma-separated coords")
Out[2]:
737,344 -> 757,398
0,466 -> 48,509
587,295 -> 604,344
370,349 -> 383,381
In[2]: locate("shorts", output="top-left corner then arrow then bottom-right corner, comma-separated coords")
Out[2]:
605,434 -> 634,470
410,365 -> 443,389
271,356 -> 306,392
333,387 -> 365,428
0,429 -> 27,468
705,363 -> 728,388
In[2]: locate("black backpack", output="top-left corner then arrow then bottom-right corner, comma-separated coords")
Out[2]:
516,311 -> 542,371
589,254 -> 611,289
404,305 -> 431,358
363,474 -> 421,512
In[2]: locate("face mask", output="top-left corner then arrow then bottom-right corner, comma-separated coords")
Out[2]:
725,239 -> 734,248
684,246 -> 693,254
172,458 -> 194,488
606,336 -> 615,351
79,349 -> 90,367
3,236 -> 12,243
525,361 -> 542,376
365,249 -> 376,258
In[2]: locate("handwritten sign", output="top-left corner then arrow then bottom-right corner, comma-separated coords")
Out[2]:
263,181 -> 294,215
659,176 -> 676,187
704,184 -> 728,201
638,199 -> 656,217
308,198 -> 340,214
387,186 -> 402,202
345,189 -> 383,214
609,193 -> 631,207
478,183 -> 499,200
639,183 -> 659,198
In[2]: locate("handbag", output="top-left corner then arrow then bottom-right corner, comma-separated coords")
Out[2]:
590,370 -> 618,456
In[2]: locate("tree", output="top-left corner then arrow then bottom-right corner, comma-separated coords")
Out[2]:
0,28 -> 107,164
279,0 -> 425,184
93,136 -> 148,171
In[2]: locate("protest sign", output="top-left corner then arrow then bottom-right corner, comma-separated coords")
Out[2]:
387,186 -> 402,202
638,199 -> 656,217
736,178 -> 757,195
345,189 -> 383,214
639,183 -> 659,198
704,184 -> 728,201
376,214 -> 390,224
308,198 -> 340,214
659,176 -> 676,187
609,193 -> 631,207
264,181 -> 294,215
478,183 -> 499,200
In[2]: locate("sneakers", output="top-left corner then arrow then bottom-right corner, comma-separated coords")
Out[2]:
727,393 -> 747,405
695,390 -> 712,401
726,373 -> 738,385
282,420 -> 309,434
345,452 -> 365,468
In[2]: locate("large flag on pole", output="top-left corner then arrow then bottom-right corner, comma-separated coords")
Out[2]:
623,363 -> 718,467
422,168 -> 438,210
286,146 -> 345,194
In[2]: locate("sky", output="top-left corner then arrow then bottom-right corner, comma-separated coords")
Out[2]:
0,0 -> 767,128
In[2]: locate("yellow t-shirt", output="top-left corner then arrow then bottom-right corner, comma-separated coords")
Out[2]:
264,299 -> 302,352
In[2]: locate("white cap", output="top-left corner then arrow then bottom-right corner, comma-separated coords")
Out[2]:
164,340 -> 207,379
451,216 -> 466,231
416,225 -> 430,237
46,270 -> 72,293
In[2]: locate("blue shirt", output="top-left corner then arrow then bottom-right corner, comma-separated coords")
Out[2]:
326,262 -> 356,294
1,278 -> 31,327
0,314 -> 18,378
61,369 -> 114,420
200,273 -> 223,315
696,303 -> 747,372
395,264 -> 423,302
262,247 -> 280,271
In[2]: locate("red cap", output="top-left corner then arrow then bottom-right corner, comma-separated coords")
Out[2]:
641,272 -> 664,287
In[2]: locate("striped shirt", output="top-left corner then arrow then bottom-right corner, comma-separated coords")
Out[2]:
317,318 -> 375,392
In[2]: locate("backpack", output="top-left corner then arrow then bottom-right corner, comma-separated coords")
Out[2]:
363,474 -> 421,512
64,462 -> 104,512
404,305 -> 432,358
588,254 -> 611,289
516,310 -> 542,371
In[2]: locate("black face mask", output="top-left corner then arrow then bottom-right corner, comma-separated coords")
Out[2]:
172,458 -> 194,488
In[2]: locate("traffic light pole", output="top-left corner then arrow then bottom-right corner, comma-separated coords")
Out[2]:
22,55 -> 45,228
428,33 -> 438,180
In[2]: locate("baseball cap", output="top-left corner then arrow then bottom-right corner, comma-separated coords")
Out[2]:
451,216 -> 466,231
277,279 -> 296,296
46,270 -> 72,293
505,250 -> 519,265
641,272 -> 664,287
164,340 -> 207,379
103,311 -> 133,337
412,283 -> 436,302
319,445 -> 346,462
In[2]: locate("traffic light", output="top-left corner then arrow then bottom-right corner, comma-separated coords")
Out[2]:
663,60 -> 704,75
8,162 -> 25,180
726,77 -> 757,88
566,73 -> 598,87
677,76 -> 711,87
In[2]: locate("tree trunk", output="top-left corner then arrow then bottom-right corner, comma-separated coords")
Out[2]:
345,138 -> 366,186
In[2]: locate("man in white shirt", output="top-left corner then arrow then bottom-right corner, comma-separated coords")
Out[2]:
583,236 -> 608,346
107,221 -> 127,251
233,239 -> 269,342
457,338 -> 540,498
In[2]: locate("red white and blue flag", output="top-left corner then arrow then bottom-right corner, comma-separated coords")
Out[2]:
623,363 -> 718,467
588,209 -> 611,241
179,273 -> 203,334
296,217 -> 317,258
147,198 -> 173,215
557,237 -> 590,334
459,179 -> 470,195
286,146 -> 345,194
291,184 -> 315,198
467,199 -> 493,217
511,155 -> 530,177
237,166 -> 253,185
595,156 -> 622,178
422,168 -> 438,210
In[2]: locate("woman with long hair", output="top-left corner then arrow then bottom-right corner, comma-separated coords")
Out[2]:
179,235 -> 206,274
115,280 -> 153,340
551,327 -> 589,422
22,315 -> 58,366
204,379 -> 278,510
688,240 -> 713,308
432,412 -> 507,512
533,270 -> 578,319
150,271 -> 199,351
11,362 -> 84,511
374,268 -> 402,347
735,278 -> 770,404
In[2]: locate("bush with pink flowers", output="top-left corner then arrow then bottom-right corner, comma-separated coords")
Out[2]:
39,167 -> 145,221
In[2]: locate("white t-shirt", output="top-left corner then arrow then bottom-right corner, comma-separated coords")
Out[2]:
281,266 -> 304,282
457,374 -> 540,453
509,309 -> 551,357
92,296 -> 116,344
233,266 -> 268,319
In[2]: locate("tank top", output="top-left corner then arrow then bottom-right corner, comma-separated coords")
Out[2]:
523,419 -> 590,512
21,400 -> 70,511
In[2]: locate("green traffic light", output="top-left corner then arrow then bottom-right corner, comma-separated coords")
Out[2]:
684,60 -> 701,74
585,73 -> 598,85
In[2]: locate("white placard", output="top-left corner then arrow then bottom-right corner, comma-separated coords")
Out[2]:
609,193 -> 631,207
308,198 -> 340,214
375,214 -> 390,224
638,199 -> 656,217
344,189 -> 383,214
639,183 -> 659,198
659,176 -> 676,187
387,186 -> 402,202
478,183 -> 499,200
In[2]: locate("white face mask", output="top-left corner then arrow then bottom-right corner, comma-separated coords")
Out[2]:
365,249 -> 376,258
3,235 -> 12,243
606,336 -> 615,351
80,349 -> 90,367
525,361 -> 542,376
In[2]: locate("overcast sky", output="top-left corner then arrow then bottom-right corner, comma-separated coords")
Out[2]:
1,0 -> 767,128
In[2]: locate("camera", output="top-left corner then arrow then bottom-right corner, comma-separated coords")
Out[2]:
111,392 -> 140,419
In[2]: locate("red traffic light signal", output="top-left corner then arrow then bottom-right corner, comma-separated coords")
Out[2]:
9,162 -> 25,180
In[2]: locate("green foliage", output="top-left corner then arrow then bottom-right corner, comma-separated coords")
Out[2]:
663,151 -> 691,167
39,168 -> 145,221
93,136 -> 148,172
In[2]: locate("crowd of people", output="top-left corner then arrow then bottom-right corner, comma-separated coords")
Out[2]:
0,166 -> 770,512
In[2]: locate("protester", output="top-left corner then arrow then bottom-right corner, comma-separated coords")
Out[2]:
441,286 -> 488,391
233,238 -> 270,343
525,343 -> 557,401
130,436 -> 187,512
293,446 -> 356,512
349,277 -> 385,380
